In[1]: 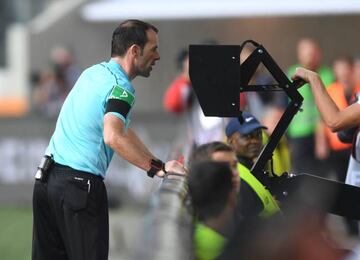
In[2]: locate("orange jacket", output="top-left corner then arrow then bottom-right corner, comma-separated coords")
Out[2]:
325,82 -> 360,150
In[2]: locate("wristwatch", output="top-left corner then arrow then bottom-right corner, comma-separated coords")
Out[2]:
147,159 -> 166,178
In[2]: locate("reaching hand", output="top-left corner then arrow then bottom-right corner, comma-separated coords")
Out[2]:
291,67 -> 319,84
156,160 -> 187,178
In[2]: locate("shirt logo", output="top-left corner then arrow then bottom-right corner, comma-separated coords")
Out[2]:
120,90 -> 128,98
245,117 -> 253,123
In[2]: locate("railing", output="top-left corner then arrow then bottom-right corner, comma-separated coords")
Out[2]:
133,173 -> 193,260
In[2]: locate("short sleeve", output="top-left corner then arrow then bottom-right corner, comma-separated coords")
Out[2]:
105,84 -> 135,127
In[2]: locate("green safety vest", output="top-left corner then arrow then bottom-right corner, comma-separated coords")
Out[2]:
194,223 -> 227,260
238,163 -> 281,217
262,132 -> 291,177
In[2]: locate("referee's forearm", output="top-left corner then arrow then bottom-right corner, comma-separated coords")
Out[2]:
109,134 -> 154,171
127,127 -> 155,159
103,114 -> 157,171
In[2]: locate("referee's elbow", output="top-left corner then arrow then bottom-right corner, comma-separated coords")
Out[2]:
104,131 -> 116,148
104,128 -> 127,150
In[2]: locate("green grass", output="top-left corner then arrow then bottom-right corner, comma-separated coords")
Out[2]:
0,207 -> 32,260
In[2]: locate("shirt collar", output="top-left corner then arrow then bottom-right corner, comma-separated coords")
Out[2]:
106,59 -> 134,94
107,59 -> 131,82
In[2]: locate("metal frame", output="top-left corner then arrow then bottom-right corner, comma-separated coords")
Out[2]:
239,44 -> 305,180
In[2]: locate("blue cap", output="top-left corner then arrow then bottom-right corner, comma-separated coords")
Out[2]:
225,112 -> 267,137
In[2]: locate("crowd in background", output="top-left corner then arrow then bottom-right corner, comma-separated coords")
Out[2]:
31,46 -> 81,119
25,36 -> 360,259
164,37 -> 360,181
2,2 -> 360,258
30,37 -> 360,179
163,37 -> 360,259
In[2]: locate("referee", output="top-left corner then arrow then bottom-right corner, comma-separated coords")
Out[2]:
32,20 -> 186,260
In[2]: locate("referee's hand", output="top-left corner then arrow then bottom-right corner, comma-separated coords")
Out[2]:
156,160 -> 187,178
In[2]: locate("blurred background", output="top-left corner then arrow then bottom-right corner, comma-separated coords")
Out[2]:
1,0 -> 360,259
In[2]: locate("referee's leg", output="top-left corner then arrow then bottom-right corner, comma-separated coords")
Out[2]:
32,179 -> 67,260
57,170 -> 109,260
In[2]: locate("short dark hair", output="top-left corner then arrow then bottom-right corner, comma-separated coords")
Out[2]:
188,161 -> 233,221
111,19 -> 158,57
188,141 -> 234,168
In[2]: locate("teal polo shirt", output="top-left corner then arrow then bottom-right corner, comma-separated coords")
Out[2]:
46,59 -> 135,178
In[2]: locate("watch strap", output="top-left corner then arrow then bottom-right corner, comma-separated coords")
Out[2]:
147,159 -> 166,178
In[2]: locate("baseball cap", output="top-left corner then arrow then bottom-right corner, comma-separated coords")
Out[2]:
225,112 -> 267,137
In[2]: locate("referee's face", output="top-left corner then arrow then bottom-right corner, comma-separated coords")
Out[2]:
136,29 -> 160,77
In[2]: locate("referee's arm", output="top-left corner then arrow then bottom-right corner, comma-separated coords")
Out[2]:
104,113 -> 185,176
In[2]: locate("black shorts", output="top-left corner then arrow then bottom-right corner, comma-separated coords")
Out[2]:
32,163 -> 109,260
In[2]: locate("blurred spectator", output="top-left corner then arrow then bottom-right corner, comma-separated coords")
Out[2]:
344,57 -> 360,192
51,46 -> 82,88
225,113 -> 281,218
319,56 -> 360,237
188,161 -> 237,260
287,38 -> 335,175
188,141 -> 240,193
188,142 -> 239,259
318,56 -> 360,182
354,56 -> 360,84
33,46 -> 81,118
163,45 -> 226,162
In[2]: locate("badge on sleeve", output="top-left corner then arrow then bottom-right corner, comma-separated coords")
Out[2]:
106,85 -> 135,118
109,85 -> 135,106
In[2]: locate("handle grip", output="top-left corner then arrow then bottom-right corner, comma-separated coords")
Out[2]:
292,77 -> 307,89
